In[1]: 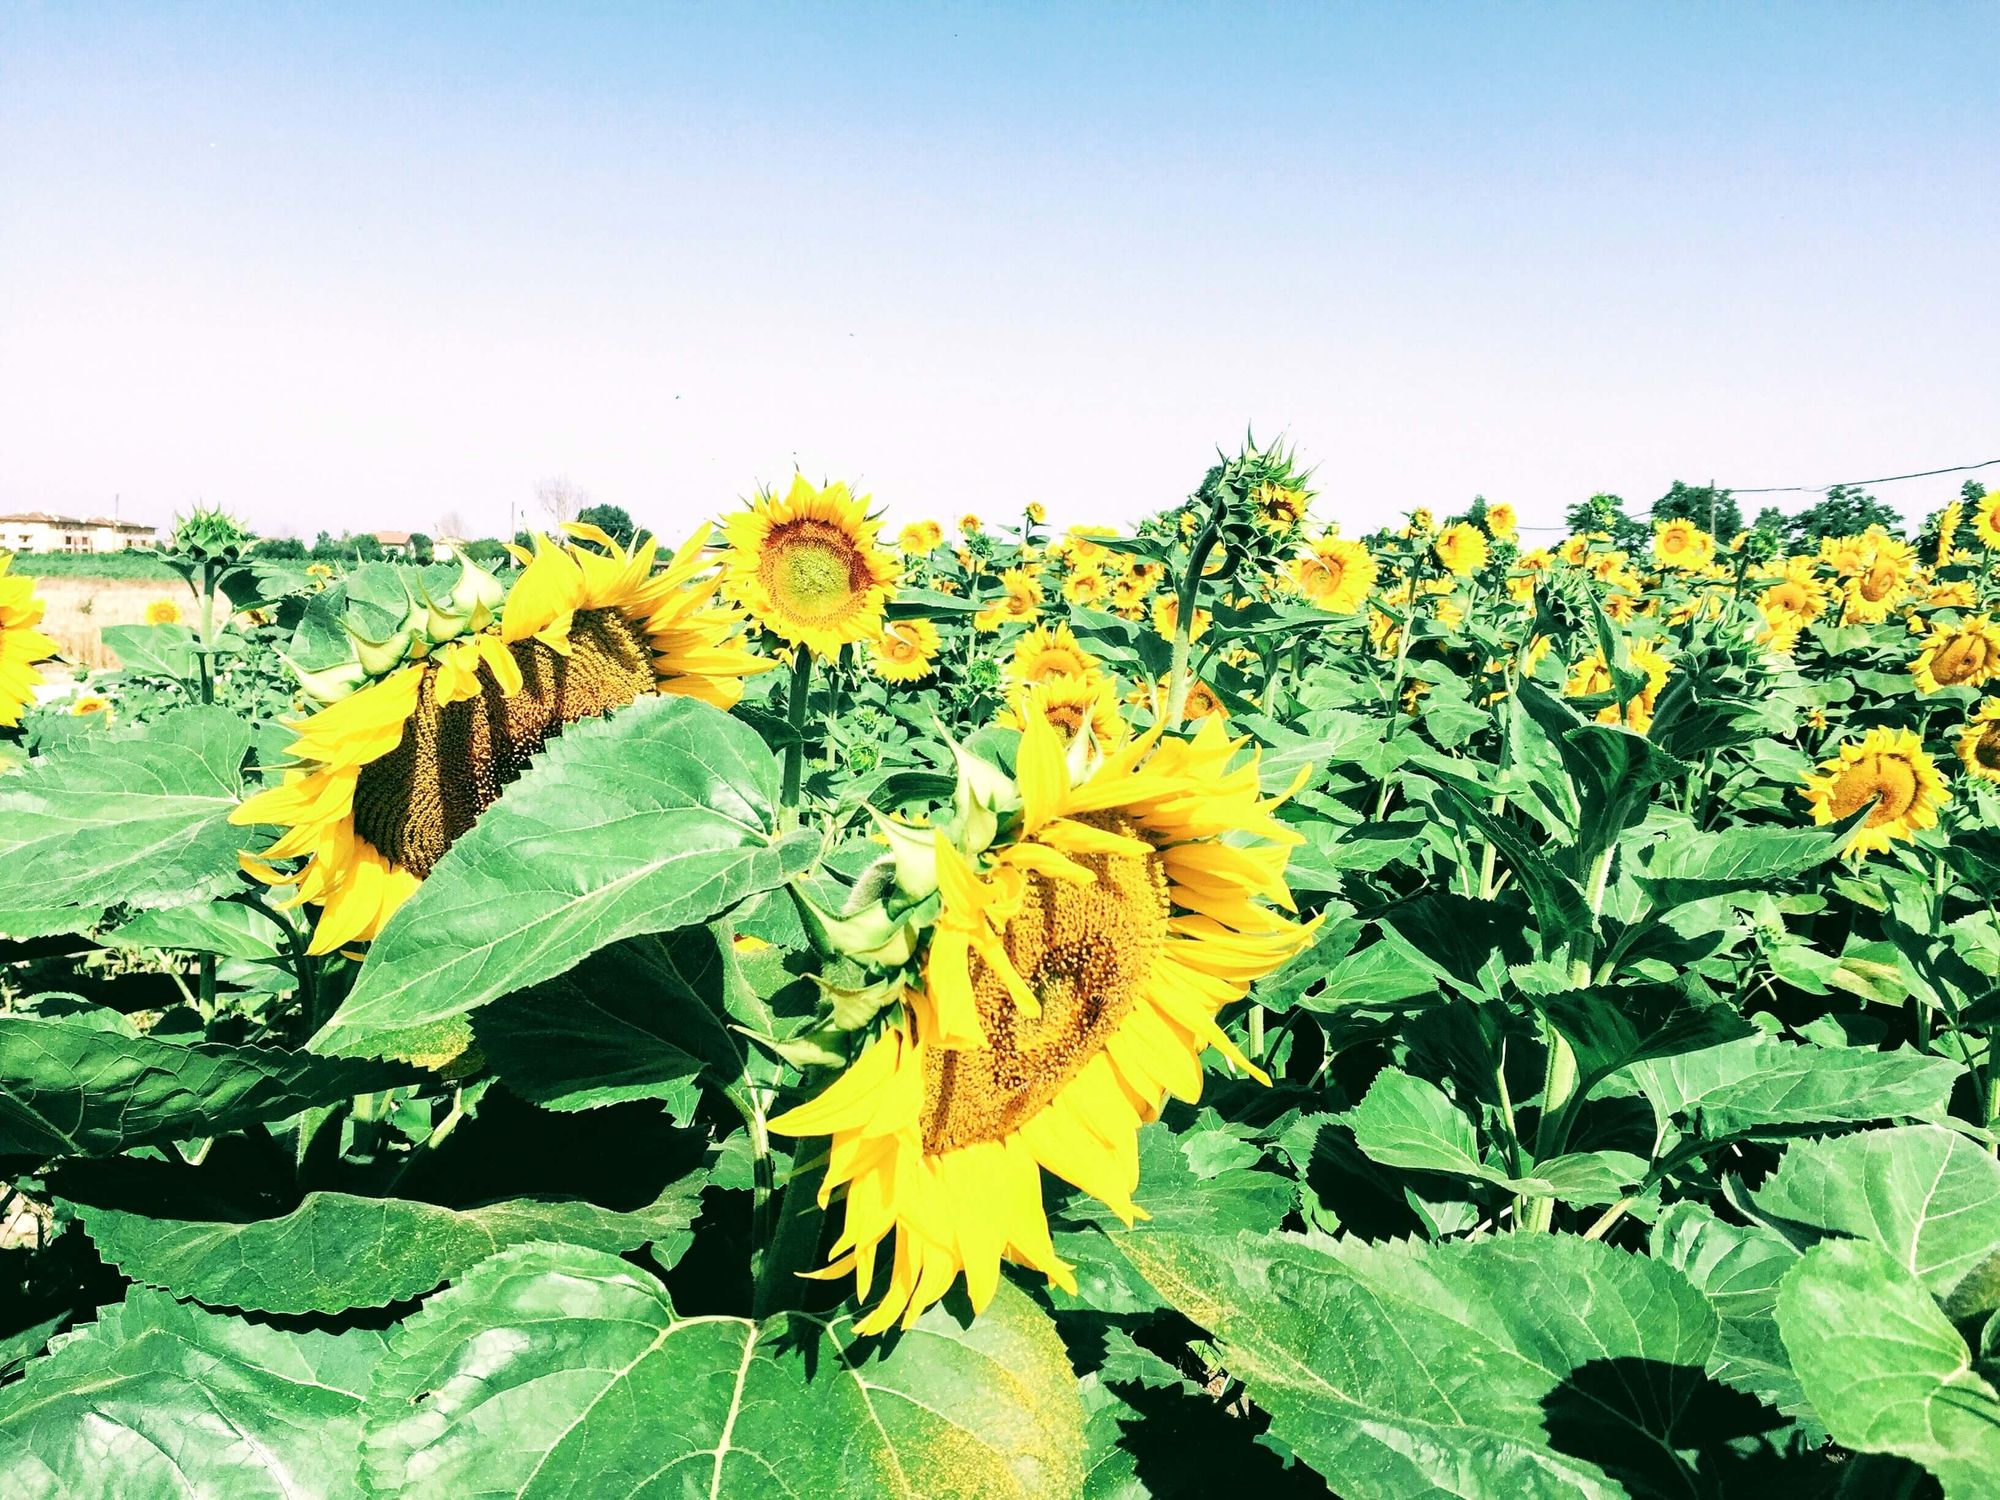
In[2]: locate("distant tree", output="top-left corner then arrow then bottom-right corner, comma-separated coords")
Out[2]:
1964,478 -> 1989,504
464,538 -> 510,565
1651,481 -> 1742,541
406,531 -> 434,563
1563,492 -> 1644,551
1786,484 -> 1902,549
349,532 -> 385,562
1751,506 -> 1788,535
310,530 -> 342,561
512,529 -> 534,552
534,475 -> 590,526
575,503 -> 638,548
252,536 -> 307,560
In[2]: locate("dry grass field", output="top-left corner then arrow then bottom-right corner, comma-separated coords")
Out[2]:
34,576 -> 201,677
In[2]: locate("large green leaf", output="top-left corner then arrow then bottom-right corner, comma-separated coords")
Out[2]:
0,708 -> 251,928
106,899 -> 287,961
1115,1229 -> 1732,1499
361,1241 -> 1086,1498
1051,1121 -> 1293,1314
1622,1036 -> 1960,1139
472,932 -> 743,1118
0,1289 -> 386,1500
312,695 -> 812,1062
99,621 -> 198,680
1343,1066 -> 1491,1179
1777,1238 -> 2000,1499
66,1182 -> 700,1314
0,1013 -> 411,1158
1752,1123 -> 2000,1306
1650,1201 -> 1813,1429
1633,822 -> 1846,905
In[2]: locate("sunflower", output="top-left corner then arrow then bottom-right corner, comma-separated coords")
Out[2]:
768,707 -> 1313,1332
1007,624 -> 1100,686
960,514 -> 983,536
1289,536 -> 1377,613
1974,496 -> 2000,551
1911,615 -> 2000,694
144,598 -> 184,626
999,674 -> 1126,747
1409,507 -> 1435,536
1840,535 -> 1915,624
233,526 -> 768,952
1651,519 -> 1714,570
1802,727 -> 1949,859
1927,579 -> 1978,610
868,618 -> 941,683
721,477 -> 900,656
0,555 -> 57,729
70,693 -> 111,718
1250,483 -> 1309,532
1759,572 -> 1828,623
1061,565 -> 1109,609
897,520 -> 944,555
974,569 -> 1043,633
1935,501 -> 1963,565
1127,674 -> 1224,724
1026,502 -> 1047,525
1957,699 -> 2000,783
1566,640 -> 1673,734
1149,594 -> 1210,643
1484,502 -> 1518,541
1433,522 -> 1488,577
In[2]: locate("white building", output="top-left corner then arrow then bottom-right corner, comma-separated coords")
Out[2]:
0,511 -> 160,553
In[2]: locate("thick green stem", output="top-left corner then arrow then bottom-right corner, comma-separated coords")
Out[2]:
753,1152 -> 827,1318
1522,843 -> 1617,1231
1246,1004 -> 1266,1062
779,648 -> 813,815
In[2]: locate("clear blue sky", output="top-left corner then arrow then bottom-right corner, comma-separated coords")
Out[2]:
2,3 -> 1994,540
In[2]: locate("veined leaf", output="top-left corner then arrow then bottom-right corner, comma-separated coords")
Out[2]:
65,1181 -> 701,1315
0,1013 -> 411,1158
0,708 -> 251,928
1752,1123 -> 2000,1306
106,899 -> 287,961
0,1289 -> 386,1500
1635,822 -> 1846,905
361,1241 -> 1086,1499
312,696 -> 813,1062
1777,1239 -> 2000,1499
1118,1230 -> 1736,1500
1624,1037 -> 1962,1139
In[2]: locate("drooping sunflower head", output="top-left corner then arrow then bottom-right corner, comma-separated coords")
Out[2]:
1433,522 -> 1489,577
234,524 -> 769,952
769,704 -> 1314,1332
1911,615 -> 2000,695
867,617 -> 941,683
1484,502 -> 1518,541
1289,536 -> 1378,613
721,476 -> 900,656
1957,698 -> 2000,783
1838,534 -> 1915,623
144,598 -> 184,626
1759,575 -> 1826,622
1801,725 -> 1950,859
1935,500 -> 1963,565
1007,623 -> 1100,687
1025,501 -> 1047,525
0,555 -> 57,730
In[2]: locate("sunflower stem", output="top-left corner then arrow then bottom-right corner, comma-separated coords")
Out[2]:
1164,500 -> 1224,729
753,1150 -> 827,1319
780,648 -> 814,818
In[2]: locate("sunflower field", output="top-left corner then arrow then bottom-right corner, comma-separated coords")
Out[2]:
2,447 -> 1999,1498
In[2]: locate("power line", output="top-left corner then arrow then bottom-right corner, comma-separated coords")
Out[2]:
1509,455 -> 1996,531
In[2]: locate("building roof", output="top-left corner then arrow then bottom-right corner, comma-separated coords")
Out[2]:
371,530 -> 414,546
0,511 -> 157,532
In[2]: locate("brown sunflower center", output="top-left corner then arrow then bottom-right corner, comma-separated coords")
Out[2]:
921,814 -> 1169,1152
352,606 -> 654,876
1932,632 -> 1992,685
1827,752 -> 1921,826
1974,726 -> 2000,773
1860,563 -> 1900,602
759,520 -> 867,624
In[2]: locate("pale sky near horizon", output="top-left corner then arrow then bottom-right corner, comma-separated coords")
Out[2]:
2,3 -> 1995,542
